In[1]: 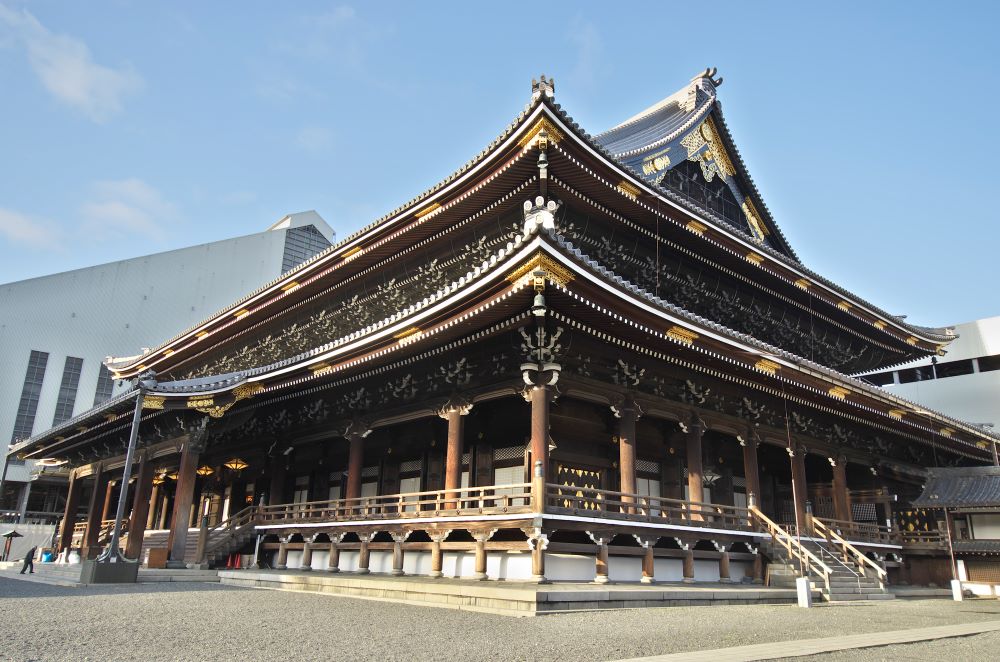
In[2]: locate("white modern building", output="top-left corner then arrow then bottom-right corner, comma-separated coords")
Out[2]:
0,211 -> 335,522
862,316 -> 1000,433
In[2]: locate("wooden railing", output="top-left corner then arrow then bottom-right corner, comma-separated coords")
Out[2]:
900,530 -> 947,548
750,506 -> 832,591
204,506 -> 259,558
256,483 -> 534,526
813,517 -> 887,585
71,519 -> 123,545
544,484 -> 753,530
814,517 -> 897,545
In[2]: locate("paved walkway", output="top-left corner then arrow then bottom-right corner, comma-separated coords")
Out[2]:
615,619 -> 1000,661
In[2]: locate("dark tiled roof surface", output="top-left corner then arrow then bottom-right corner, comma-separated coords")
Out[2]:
953,539 -> 1000,554
913,467 -> 1000,508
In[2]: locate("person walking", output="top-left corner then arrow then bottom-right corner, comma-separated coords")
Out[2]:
19,546 -> 37,574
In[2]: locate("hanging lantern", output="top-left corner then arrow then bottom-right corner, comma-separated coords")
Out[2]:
196,465 -> 215,477
223,458 -> 249,472
166,472 -> 179,480
152,473 -> 166,486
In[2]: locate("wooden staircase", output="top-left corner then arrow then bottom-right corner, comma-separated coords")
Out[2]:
750,506 -> 893,602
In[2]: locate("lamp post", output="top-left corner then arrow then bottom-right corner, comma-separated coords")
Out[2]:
97,371 -> 157,563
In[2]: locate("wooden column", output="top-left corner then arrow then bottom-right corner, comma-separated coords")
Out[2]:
167,434 -> 204,568
100,479 -> 116,521
344,421 -> 371,501
440,398 -> 472,510
391,532 -> 407,576
529,385 -> 551,479
300,538 -> 314,571
591,532 -> 611,584
613,397 -> 640,510
718,548 -> 732,583
752,550 -> 764,584
429,531 -> 448,578
685,418 -> 705,521
640,537 -> 657,584
145,483 -> 160,530
832,455 -> 850,522
275,537 -> 289,570
268,460 -> 287,506
790,445 -> 809,533
83,464 -> 109,557
357,533 -> 372,574
327,538 -> 341,573
741,434 -> 761,506
125,454 -> 155,560
473,531 -> 491,581
57,470 -> 82,554
682,548 -> 695,583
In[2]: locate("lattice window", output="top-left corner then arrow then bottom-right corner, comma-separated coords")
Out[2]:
493,445 -> 526,463
399,460 -> 421,473
11,350 -> 49,443
852,502 -> 878,523
636,459 -> 660,474
361,466 -> 379,478
967,561 -> 1000,584
52,356 -> 83,426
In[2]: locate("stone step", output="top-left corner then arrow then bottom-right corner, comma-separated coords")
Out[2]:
826,592 -> 895,601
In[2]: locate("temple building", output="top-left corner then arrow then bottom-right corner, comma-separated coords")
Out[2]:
8,71 -> 999,596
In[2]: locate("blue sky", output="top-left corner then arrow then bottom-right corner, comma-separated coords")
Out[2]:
0,1 -> 997,327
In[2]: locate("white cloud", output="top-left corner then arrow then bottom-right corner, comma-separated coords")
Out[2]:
0,207 -> 62,249
295,126 -> 334,153
0,4 -> 143,122
80,178 -> 176,241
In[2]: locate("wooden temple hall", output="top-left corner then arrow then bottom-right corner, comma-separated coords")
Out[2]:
11,71 -> 1000,596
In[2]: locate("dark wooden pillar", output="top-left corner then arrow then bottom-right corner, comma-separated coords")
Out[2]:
275,536 -> 289,570
790,445 -> 809,533
326,536 -> 342,573
473,532 -> 490,580
529,385 -> 551,478
167,435 -> 203,567
391,532 -> 407,576
100,479 -> 116,521
718,548 -> 732,583
640,537 -> 657,584
741,434 -> 761,507
686,418 -> 705,521
125,454 -> 155,559
145,482 -> 160,530
614,397 -> 640,506
682,548 -> 695,583
300,538 -> 314,571
440,397 -> 472,509
591,532 -> 611,584
832,455 -> 850,522
357,533 -> 371,574
83,464 -> 109,557
430,531 -> 448,578
268,460 -> 287,506
57,470 -> 83,554
344,421 -> 370,501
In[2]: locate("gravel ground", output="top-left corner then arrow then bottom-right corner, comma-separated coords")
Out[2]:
2,577 -> 1000,662
783,629 -> 1000,661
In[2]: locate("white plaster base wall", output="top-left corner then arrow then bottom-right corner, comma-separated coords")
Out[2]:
271,549 -> 739,582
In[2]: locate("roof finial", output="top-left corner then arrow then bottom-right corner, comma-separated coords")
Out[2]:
531,74 -> 555,100
691,67 -> 723,87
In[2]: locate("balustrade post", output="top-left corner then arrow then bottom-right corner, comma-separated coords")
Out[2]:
357,533 -> 371,574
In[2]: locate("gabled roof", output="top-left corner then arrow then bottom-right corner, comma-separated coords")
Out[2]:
14,215 -> 998,464
912,467 -> 1000,509
102,72 -> 951,383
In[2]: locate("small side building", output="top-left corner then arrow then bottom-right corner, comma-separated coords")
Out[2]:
913,466 -> 1000,595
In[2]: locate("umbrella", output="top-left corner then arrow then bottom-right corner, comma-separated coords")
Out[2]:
1,530 -> 22,562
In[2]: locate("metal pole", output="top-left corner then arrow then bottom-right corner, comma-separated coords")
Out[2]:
97,389 -> 144,563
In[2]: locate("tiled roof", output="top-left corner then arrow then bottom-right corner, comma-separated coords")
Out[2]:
912,467 -> 1000,508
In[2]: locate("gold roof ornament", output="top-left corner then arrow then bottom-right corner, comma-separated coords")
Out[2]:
666,326 -> 699,345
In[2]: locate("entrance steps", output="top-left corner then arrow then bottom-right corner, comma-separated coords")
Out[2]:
219,569 -> 817,616
1,563 -> 220,585
762,540 -> 893,602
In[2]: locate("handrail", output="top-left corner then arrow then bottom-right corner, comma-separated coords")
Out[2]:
256,483 -> 533,526
544,483 -> 753,530
749,506 -> 832,589
204,506 -> 259,557
813,517 -> 887,583
814,517 -> 897,545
